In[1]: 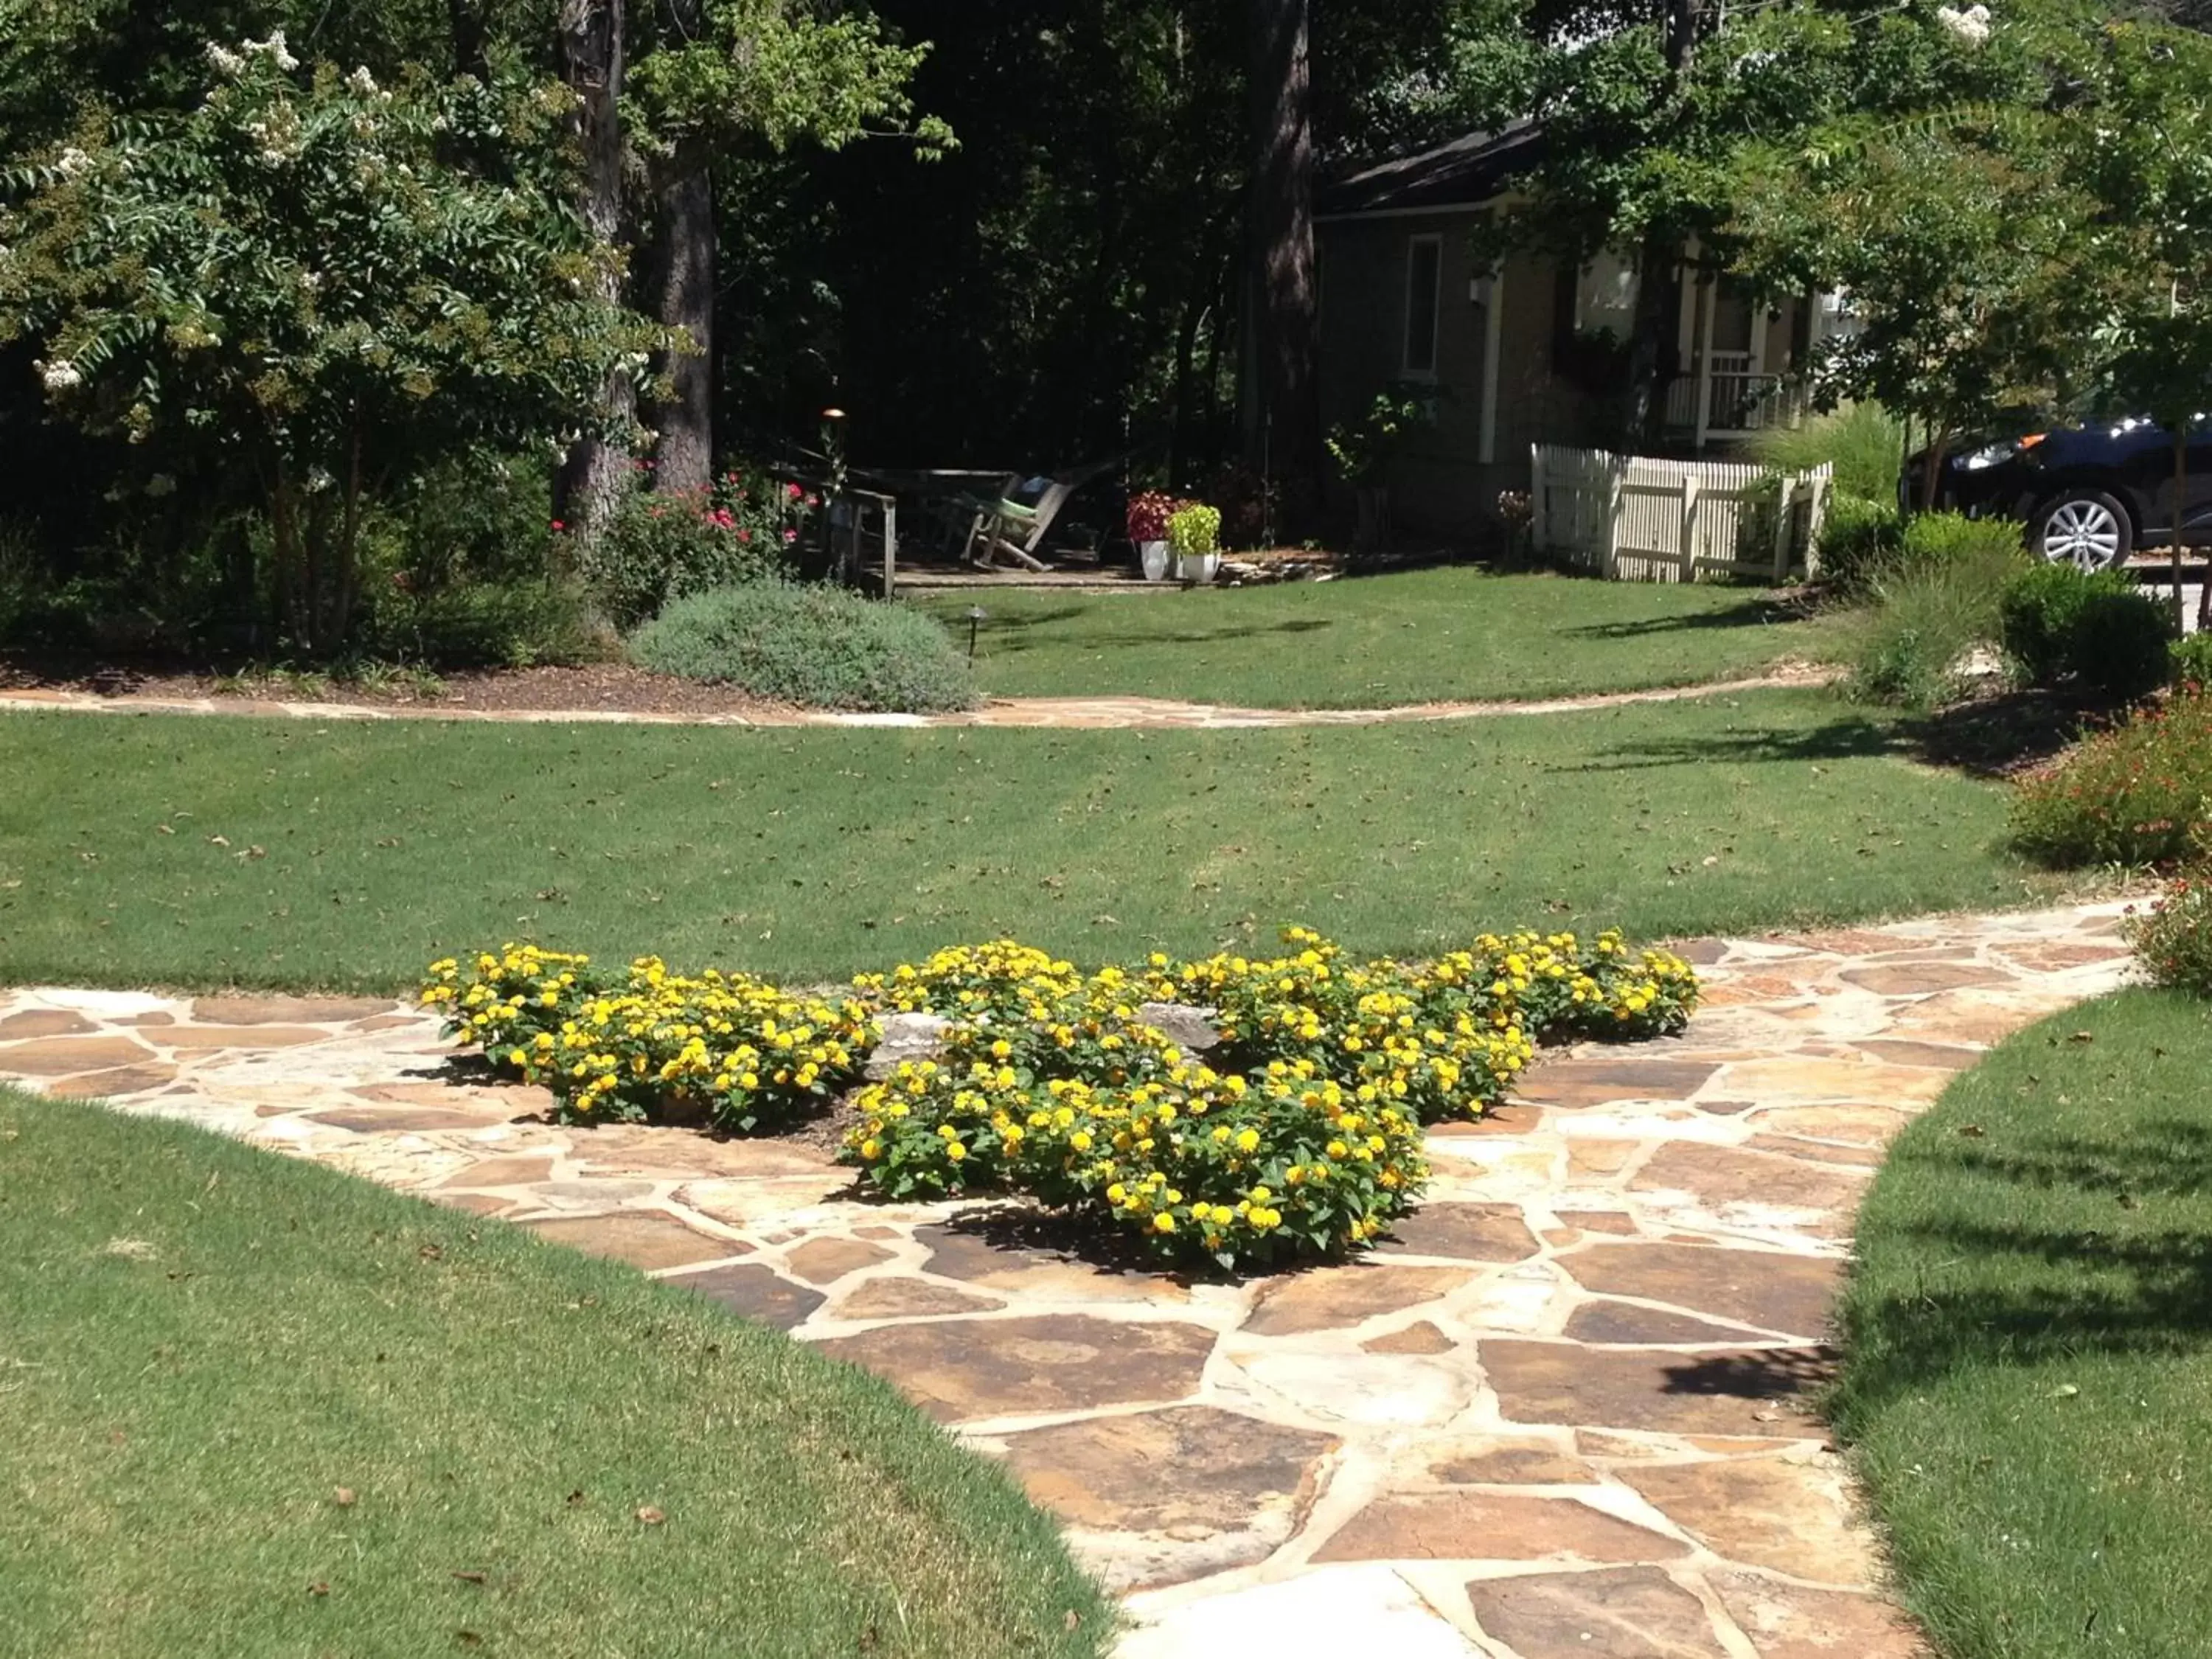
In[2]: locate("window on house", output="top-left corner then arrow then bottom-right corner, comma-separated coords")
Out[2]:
1403,235 -> 1441,378
1574,250 -> 1640,336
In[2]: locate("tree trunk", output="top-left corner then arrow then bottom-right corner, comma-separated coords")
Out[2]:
2175,428 -> 2189,634
554,0 -> 634,549
1245,0 -> 1321,529
647,144 -> 716,496
448,0 -> 490,79
1624,0 -> 1703,449
1623,236 -> 1681,449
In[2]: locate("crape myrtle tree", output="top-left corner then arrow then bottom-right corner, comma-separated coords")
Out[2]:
0,41 -> 660,651
2067,18 -> 2212,626
1438,0 -> 2080,451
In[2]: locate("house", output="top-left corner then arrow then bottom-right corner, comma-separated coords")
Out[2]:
1315,124 -> 1843,539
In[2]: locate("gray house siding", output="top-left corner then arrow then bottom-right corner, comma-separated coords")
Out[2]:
1319,220 -> 1602,540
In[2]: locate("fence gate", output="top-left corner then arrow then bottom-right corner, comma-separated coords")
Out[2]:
1530,445 -> 1831,582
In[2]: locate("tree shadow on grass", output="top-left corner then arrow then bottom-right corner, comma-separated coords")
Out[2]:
1836,1116 -> 2212,1421
1560,596 -> 1804,641
975,616 -> 1335,659
1559,714 -> 1909,773
1899,689 -> 2112,779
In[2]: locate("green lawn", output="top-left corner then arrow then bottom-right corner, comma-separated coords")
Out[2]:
918,567 -> 1830,708
0,1090 -> 1110,1659
1834,990 -> 2212,1659
0,690 -> 2062,992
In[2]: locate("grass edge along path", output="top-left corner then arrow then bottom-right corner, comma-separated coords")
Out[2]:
0,1089 -> 1113,1659
1833,989 -> 2212,1659
0,689 -> 2068,994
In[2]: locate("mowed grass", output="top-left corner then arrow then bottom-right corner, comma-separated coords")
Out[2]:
917,567 -> 1829,708
0,1090 -> 1111,1659
0,691 -> 2062,992
1834,991 -> 2212,1659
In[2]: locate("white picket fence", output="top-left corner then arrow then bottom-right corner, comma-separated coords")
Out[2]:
1530,445 -> 1832,582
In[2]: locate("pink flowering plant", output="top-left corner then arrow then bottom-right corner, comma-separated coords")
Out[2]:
2012,684 -> 2212,869
1126,490 -> 1180,544
2127,874 -> 2212,998
574,462 -> 815,627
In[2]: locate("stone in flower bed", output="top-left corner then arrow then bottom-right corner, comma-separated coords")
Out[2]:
421,927 -> 1698,1271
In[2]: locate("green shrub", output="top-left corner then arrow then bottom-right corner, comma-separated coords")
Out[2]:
1751,401 -> 1906,503
2000,562 -> 2099,685
1843,512 -> 2026,709
2000,562 -> 2172,702
2127,875 -> 2212,998
2171,631 -> 2212,689
1814,493 -> 1904,593
579,470 -> 806,629
2070,582 -> 2174,703
1892,509 -> 2028,579
630,580 -> 978,712
369,580 -> 608,669
2012,684 -> 2212,866
0,518 -> 41,644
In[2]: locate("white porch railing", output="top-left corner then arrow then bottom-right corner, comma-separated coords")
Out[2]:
1663,351 -> 1808,439
1530,445 -> 1832,583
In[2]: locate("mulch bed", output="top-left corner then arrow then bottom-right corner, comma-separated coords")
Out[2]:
0,656 -> 804,720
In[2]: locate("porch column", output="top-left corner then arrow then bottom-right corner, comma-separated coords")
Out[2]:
1692,276 -> 1717,452
1478,263 -> 1506,465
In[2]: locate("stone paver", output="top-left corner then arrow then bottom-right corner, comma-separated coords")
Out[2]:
0,899 -> 2135,1656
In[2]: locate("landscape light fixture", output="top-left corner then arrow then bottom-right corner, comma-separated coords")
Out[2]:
966,605 -> 987,660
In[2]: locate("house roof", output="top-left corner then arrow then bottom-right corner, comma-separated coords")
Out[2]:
1316,122 -> 1545,220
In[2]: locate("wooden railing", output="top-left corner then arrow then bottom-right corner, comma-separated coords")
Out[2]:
1663,352 -> 1809,439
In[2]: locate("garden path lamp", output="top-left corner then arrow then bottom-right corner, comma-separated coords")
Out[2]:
821,406 -> 849,498
966,606 -> 987,660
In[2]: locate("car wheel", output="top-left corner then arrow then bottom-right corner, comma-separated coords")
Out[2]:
2031,490 -> 2133,571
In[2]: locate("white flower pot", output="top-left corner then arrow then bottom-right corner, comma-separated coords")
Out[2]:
1174,549 -> 1220,585
1138,539 -> 1172,581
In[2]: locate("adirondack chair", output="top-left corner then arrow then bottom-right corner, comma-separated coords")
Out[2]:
962,457 -> 1123,571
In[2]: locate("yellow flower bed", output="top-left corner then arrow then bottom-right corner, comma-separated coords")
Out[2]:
420,945 -> 876,1132
421,926 -> 1697,1271
843,925 -> 1697,1270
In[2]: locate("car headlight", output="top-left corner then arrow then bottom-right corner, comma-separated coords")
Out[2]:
1955,434 -> 2048,470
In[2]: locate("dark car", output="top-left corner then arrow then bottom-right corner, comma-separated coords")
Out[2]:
1907,416 -> 2212,570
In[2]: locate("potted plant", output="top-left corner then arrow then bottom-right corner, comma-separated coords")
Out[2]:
1166,501 -> 1222,585
1126,490 -> 1177,581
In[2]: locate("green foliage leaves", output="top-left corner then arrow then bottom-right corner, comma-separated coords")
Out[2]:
623,0 -> 947,159
0,52 -> 645,456
0,44 -> 661,647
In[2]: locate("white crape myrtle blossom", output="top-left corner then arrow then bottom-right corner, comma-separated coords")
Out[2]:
243,30 -> 300,72
206,43 -> 245,76
1938,4 -> 1992,45
38,360 -> 83,391
54,147 -> 92,178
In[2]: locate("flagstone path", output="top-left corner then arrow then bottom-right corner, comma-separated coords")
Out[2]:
0,667 -> 1832,732
0,900 -> 2136,1658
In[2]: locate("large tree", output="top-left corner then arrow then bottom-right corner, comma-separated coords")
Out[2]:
1247,0 -> 1322,517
